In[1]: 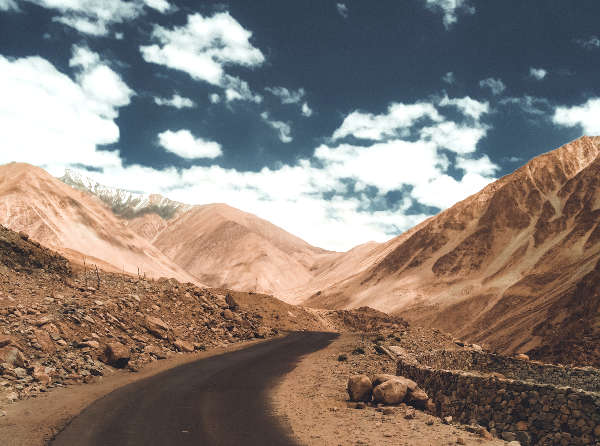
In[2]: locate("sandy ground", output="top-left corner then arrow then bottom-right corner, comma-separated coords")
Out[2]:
271,333 -> 506,446
0,337 -> 273,446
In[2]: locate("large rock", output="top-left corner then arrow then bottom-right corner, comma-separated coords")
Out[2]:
173,339 -> 194,353
103,342 -> 130,368
225,293 -> 239,310
34,329 -> 56,353
373,379 -> 408,405
406,387 -> 429,409
144,316 -> 170,339
372,374 -> 417,391
0,346 -> 25,368
222,309 -> 234,320
347,375 -> 373,402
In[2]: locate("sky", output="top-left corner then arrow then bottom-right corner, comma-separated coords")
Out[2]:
1,0 -> 599,251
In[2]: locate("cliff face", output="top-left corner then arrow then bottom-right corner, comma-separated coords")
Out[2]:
304,136 -> 600,364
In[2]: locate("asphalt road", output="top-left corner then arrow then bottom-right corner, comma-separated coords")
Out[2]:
51,332 -> 337,446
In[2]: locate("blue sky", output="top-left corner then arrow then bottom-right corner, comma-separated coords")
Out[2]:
1,0 -> 599,250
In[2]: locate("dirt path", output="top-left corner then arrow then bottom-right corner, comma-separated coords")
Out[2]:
271,333 -> 506,446
0,336 -> 276,446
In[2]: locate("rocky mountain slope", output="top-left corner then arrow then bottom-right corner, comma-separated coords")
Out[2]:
0,163 -> 198,283
305,136 -> 600,365
0,223 -> 407,406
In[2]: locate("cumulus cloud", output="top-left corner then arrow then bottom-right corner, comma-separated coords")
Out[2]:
422,0 -> 475,29
332,102 -> 442,141
553,98 -> 600,135
0,0 -> 18,11
439,95 -> 489,120
336,3 -> 348,18
261,112 -> 292,143
301,102 -> 313,117
69,45 -> 134,115
154,94 -> 195,109
24,0 -> 144,36
144,0 -> 171,13
158,130 -> 222,159
529,67 -> 547,80
0,50 -> 133,172
479,77 -> 506,95
140,12 -> 264,103
2,52 -> 497,250
209,93 -> 221,104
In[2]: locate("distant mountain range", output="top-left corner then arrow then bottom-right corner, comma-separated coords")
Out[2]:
2,136 -> 599,366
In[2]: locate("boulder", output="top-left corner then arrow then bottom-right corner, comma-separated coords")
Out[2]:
103,342 -> 130,368
372,374 -> 417,391
144,345 -> 167,359
32,365 -> 52,385
225,293 -> 239,310
144,316 -> 170,339
373,379 -> 408,405
407,387 -> 429,409
254,326 -> 270,338
0,336 -> 12,348
34,329 -> 56,353
347,375 -> 373,402
515,353 -> 529,361
222,309 -> 234,320
0,346 -> 25,368
79,340 -> 100,349
173,339 -> 194,353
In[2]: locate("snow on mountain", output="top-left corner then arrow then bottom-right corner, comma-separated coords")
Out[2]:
59,169 -> 191,219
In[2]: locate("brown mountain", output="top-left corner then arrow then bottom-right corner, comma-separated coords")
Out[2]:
0,163 -> 199,284
135,203 -> 337,295
304,136 -> 600,365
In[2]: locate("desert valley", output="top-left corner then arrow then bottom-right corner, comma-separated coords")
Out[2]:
1,137 -> 600,445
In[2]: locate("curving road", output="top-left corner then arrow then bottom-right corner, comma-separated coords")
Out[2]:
50,332 -> 337,446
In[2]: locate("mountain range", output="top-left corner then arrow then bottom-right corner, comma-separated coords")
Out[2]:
1,136 -> 599,366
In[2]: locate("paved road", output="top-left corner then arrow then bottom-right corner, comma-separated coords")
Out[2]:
51,332 -> 337,446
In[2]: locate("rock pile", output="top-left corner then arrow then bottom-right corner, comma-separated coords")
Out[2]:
0,225 -> 279,405
347,373 -> 432,410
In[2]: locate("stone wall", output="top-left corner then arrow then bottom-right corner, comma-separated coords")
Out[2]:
397,350 -> 600,445
416,349 -> 600,393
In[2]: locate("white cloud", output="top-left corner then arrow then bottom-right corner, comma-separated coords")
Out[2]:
479,77 -> 506,95
336,3 -> 348,18
209,93 -> 221,104
301,102 -> 313,117
261,112 -> 292,143
1,53 -> 497,250
154,93 -> 195,109
157,129 -> 222,159
422,0 -> 475,29
69,45 -> 134,115
0,0 -> 18,11
456,154 -> 499,176
420,121 -> 487,154
576,36 -> 600,50
140,12 -> 264,102
442,71 -> 455,84
332,102 -> 442,141
265,86 -> 305,104
529,67 -> 547,80
439,95 -> 489,120
25,0 -> 143,36
553,98 -> 600,135
0,51 -> 133,172
144,0 -> 171,13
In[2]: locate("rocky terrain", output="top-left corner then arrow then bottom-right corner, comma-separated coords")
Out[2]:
0,223 -> 406,409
